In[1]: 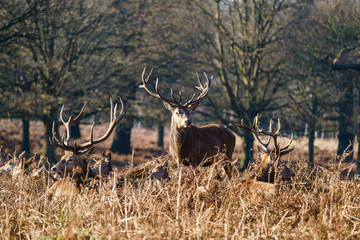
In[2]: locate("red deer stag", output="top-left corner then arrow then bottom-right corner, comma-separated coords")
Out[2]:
140,68 -> 236,179
50,98 -> 127,182
237,115 -> 295,183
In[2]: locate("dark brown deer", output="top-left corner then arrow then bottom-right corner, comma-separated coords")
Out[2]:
50,98 -> 127,182
89,151 -> 113,179
237,115 -> 295,183
140,68 -> 236,179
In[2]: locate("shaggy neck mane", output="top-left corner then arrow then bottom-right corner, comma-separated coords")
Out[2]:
170,124 -> 191,156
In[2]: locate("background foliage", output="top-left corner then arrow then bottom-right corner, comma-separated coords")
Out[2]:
0,0 -> 359,169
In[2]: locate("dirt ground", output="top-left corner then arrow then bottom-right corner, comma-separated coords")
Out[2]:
0,119 -> 358,170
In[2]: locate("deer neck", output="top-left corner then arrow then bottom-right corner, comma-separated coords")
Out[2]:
169,122 -> 191,160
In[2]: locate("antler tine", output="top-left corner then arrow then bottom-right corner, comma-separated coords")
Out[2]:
178,91 -> 182,104
116,97 -> 127,120
50,121 -> 79,152
279,134 -> 295,155
252,114 -> 260,130
140,68 -> 178,106
255,118 -> 281,158
254,117 -> 295,160
268,118 -> 273,132
140,68 -> 160,99
195,72 -> 203,90
110,97 -> 114,123
75,97 -> 128,150
275,118 -> 281,135
155,79 -> 178,105
237,115 -> 270,152
58,102 -> 87,146
251,115 -> 271,150
50,98 -> 127,154
72,102 -> 87,122
141,68 -> 212,108
59,105 -> 71,145
184,72 -> 212,106
169,89 -> 183,105
140,67 -> 153,85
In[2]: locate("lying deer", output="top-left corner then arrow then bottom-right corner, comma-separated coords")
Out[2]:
49,98 -> 127,196
0,151 -> 26,176
140,68 -> 236,179
237,115 -> 295,183
237,115 -> 295,203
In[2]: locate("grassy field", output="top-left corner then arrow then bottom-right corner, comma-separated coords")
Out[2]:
0,119 -> 360,239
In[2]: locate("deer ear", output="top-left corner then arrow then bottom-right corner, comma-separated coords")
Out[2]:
187,102 -> 200,111
163,101 -> 176,111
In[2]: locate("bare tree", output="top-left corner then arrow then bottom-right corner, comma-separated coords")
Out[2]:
0,0 -> 132,162
193,0 -> 298,169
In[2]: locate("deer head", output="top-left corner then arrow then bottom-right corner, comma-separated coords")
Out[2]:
140,68 -> 212,130
89,151 -> 113,179
237,115 -> 295,183
50,98 -> 127,180
150,159 -> 169,180
0,151 -> 26,176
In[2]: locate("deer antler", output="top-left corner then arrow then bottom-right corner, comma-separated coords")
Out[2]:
50,98 -> 128,154
184,72 -> 212,107
140,68 -> 212,107
237,114 -> 294,160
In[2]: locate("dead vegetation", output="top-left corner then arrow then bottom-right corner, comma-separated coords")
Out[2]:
0,149 -> 360,239
1,119 -> 359,238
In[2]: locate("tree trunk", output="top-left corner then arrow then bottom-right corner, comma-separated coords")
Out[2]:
70,123 -> 81,139
157,124 -> 164,148
308,126 -> 315,168
337,88 -> 354,162
358,118 -> 360,173
240,131 -> 254,170
44,120 -> 57,164
337,132 -> 354,161
110,117 -> 132,154
308,96 -> 318,168
21,118 -> 30,153
354,77 -> 360,173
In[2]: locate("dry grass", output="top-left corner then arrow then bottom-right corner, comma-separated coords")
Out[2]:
1,152 -> 360,239
1,119 -> 360,239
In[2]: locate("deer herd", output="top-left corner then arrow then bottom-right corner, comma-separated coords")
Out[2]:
0,68 -> 296,198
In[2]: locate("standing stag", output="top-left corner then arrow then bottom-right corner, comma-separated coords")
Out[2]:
140,68 -> 236,179
237,115 -> 295,183
50,98 -> 127,181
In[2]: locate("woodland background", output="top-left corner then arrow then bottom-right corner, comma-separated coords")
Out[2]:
1,0 -> 359,170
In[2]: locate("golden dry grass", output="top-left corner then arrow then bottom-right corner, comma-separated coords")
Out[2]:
1,119 -> 360,239
1,152 -> 360,239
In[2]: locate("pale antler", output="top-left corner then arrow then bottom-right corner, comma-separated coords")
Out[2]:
237,114 -> 294,160
59,102 -> 87,147
50,98 -> 128,154
140,68 -> 212,107
183,72 -> 212,107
